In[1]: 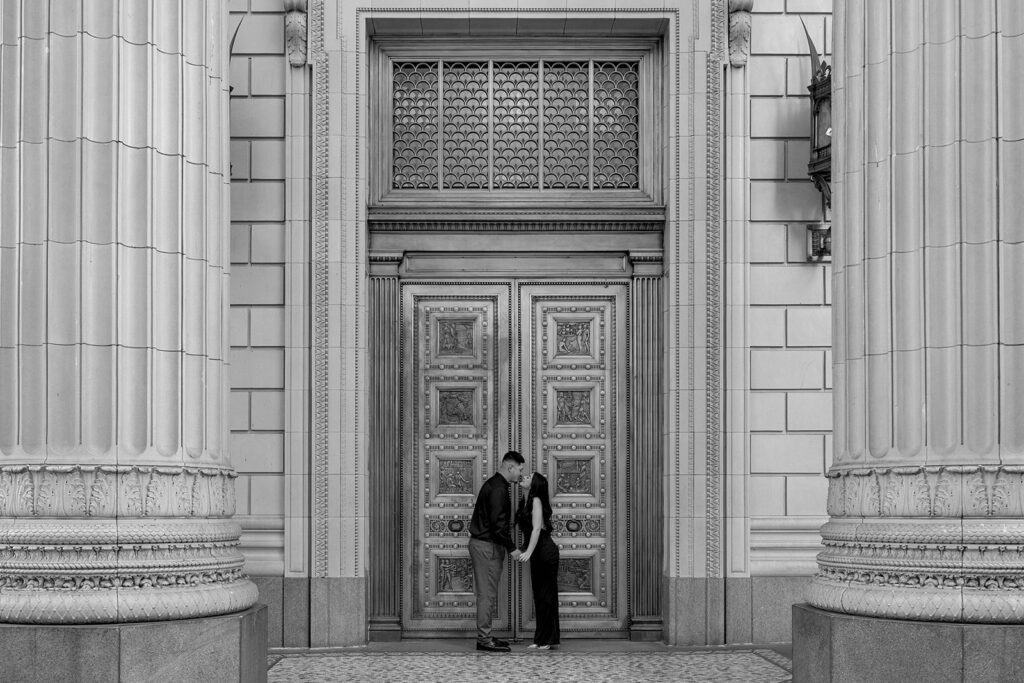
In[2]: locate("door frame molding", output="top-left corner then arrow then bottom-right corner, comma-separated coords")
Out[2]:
368,251 -> 662,640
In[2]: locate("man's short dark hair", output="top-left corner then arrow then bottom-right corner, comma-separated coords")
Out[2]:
502,451 -> 524,465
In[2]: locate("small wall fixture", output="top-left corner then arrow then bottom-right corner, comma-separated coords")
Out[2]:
806,223 -> 831,262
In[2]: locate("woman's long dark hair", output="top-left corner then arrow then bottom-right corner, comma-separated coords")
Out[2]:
524,473 -> 553,532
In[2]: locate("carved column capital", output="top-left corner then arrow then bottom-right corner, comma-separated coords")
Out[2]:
629,249 -> 663,278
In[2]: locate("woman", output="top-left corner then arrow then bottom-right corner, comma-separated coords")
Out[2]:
516,472 -> 560,650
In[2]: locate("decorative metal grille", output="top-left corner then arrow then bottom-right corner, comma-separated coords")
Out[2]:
391,59 -> 640,191
393,62 -> 439,189
493,62 -> 540,189
543,61 -> 590,189
442,62 -> 489,189
593,62 -> 640,188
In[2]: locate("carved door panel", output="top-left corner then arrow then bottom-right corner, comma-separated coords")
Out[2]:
401,284 -> 511,634
517,283 -> 629,636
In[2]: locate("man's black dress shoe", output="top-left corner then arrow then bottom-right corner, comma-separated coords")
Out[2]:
492,637 -> 510,647
476,638 -> 511,652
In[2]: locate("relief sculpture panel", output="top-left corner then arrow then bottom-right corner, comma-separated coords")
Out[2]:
556,321 -> 592,356
437,320 -> 474,356
437,389 -> 475,426
556,390 -> 592,425
556,458 -> 593,495
437,557 -> 475,594
437,459 -> 474,495
558,558 -> 594,592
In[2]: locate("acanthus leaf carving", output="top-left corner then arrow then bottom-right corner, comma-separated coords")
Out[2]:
210,474 -> 226,516
909,470 -> 931,516
66,469 -> 87,517
35,470 -> 57,516
145,469 -> 166,516
0,470 -> 10,516
119,471 -> 143,517
13,470 -> 34,516
991,469 -> 1011,516
284,0 -> 308,68
727,0 -> 754,67
174,472 -> 193,516
864,472 -> 881,516
826,475 -> 844,516
89,468 -> 113,517
223,475 -> 236,516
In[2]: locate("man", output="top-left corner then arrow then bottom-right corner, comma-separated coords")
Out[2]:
468,450 -> 525,652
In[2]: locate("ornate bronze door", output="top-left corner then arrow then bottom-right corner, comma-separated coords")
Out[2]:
399,280 -> 628,638
517,283 -> 628,636
400,283 -> 512,635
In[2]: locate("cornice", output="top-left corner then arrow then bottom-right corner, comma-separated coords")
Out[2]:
369,220 -> 664,233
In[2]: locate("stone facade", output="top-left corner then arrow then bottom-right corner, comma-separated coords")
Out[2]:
221,0 -> 835,647
0,0 -> 839,647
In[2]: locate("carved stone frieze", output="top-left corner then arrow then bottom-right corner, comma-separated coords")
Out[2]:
0,516 -> 253,623
0,581 -> 258,624
368,219 -> 665,232
810,515 -> 1024,622
825,466 -> 1024,518
0,465 -> 237,518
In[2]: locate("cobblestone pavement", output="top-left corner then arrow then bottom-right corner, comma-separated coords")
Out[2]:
267,647 -> 792,682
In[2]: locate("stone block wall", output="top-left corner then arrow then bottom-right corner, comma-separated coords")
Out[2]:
746,0 -> 831,541
228,0 -> 292,645
724,0 -> 833,644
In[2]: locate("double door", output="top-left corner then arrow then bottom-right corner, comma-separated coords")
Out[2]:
400,280 -> 628,637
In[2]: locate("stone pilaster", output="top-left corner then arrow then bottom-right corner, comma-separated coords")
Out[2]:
809,0 -> 1024,622
629,252 -> 663,639
0,1 -> 257,622
367,256 -> 402,640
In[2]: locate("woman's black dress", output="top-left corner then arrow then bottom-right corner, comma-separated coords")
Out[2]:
517,502 -> 561,646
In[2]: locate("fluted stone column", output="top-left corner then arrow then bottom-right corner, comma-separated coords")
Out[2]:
0,1 -> 257,623
809,0 -> 1024,622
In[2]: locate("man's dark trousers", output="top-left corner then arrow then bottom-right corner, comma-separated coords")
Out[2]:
469,537 -> 505,642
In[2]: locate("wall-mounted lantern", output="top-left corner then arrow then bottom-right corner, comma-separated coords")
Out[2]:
802,21 -> 831,261
806,52 -> 831,206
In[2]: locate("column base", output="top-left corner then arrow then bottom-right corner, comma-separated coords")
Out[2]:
793,603 -> 1024,683
0,604 -> 267,683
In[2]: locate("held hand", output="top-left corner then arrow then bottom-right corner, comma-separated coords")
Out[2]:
510,549 -> 522,561
519,552 -> 532,563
